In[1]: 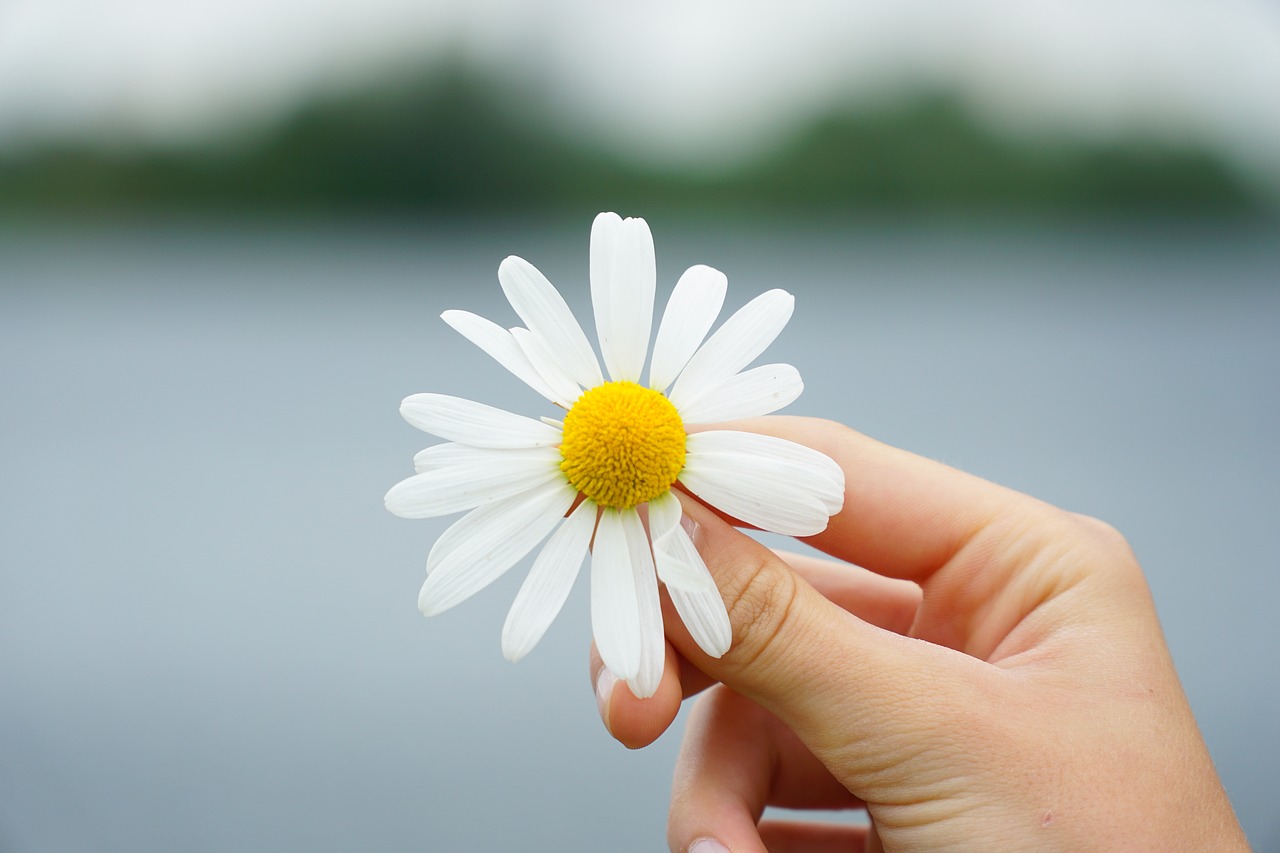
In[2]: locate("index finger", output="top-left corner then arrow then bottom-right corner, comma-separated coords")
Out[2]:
591,551 -> 923,749
716,417 -> 1015,582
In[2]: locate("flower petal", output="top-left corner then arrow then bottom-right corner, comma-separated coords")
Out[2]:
676,363 -> 803,424
440,310 -> 568,406
419,481 -> 576,616
510,327 -> 583,406
668,289 -> 795,411
670,585 -> 732,659
620,508 -> 664,699
680,464 -> 829,538
649,264 -> 727,393
648,491 -> 716,590
646,495 -> 729,656
680,431 -> 844,536
498,255 -> 603,390
413,442 -> 495,473
385,448 -> 563,518
400,393 -> 562,448
591,509 -> 641,680
592,213 -> 655,383
501,500 -> 597,662
688,430 -> 845,514
589,212 -> 620,371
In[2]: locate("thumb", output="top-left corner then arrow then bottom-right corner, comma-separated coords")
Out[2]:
672,492 -> 992,773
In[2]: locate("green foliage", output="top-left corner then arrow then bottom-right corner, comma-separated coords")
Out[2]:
0,66 -> 1264,215
720,97 -> 1256,212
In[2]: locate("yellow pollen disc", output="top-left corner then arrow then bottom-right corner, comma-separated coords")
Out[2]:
559,381 -> 686,509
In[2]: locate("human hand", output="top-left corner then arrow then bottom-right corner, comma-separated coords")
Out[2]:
588,417 -> 1248,852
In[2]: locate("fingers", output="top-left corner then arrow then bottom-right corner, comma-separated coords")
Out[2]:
594,554 -> 923,748
589,639 -> 685,749
714,417 -> 1030,582
673,492 -> 990,767
597,418 -> 1032,761
668,686 -> 863,853
772,550 -> 920,634
757,418 -> 1091,660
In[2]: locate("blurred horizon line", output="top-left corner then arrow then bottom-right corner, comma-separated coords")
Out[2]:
1,60 -> 1274,219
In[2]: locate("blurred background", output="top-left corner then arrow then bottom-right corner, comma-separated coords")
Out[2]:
2,1 -> 1278,850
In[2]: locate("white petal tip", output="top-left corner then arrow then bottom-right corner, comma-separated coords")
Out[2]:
500,626 -> 536,663
384,486 -> 416,518
626,678 -> 659,700
418,584 -> 445,617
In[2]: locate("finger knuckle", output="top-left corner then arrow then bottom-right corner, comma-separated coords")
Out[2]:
1068,512 -> 1132,554
721,551 -> 801,670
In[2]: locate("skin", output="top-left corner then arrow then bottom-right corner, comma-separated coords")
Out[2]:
588,418 -> 1249,852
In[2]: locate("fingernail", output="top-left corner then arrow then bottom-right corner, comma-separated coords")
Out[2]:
688,838 -> 729,853
595,666 -> 618,736
680,513 -> 701,546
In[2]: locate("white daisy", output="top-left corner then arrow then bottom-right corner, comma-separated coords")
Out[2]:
386,212 -> 844,698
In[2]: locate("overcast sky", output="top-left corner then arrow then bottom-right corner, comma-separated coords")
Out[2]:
2,0 -> 1280,184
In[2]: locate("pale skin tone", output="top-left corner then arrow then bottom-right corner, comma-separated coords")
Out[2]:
588,418 -> 1249,852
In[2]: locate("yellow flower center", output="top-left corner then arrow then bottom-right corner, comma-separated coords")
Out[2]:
559,381 -> 686,509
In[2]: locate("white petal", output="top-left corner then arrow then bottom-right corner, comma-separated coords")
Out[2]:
589,212 -> 621,374
680,464 -> 829,537
668,289 -> 795,411
385,449 -> 563,518
648,491 -> 716,590
511,327 -> 583,406
680,431 -> 844,537
620,508 -> 664,699
646,490 -> 684,546
687,430 -> 845,514
592,213 -> 655,383
649,264 -> 727,393
677,363 -> 803,424
591,509 -> 641,680
400,393 -> 562,448
501,500 -> 597,662
498,256 -> 603,390
440,310 -> 568,406
627,495 -> 726,694
413,442 -> 495,473
418,481 -> 576,616
648,494 -> 729,655
670,585 -> 732,659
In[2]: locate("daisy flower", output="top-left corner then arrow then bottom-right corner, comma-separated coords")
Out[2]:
385,212 -> 844,698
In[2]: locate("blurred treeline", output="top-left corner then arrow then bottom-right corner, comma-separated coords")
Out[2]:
0,64 -> 1267,216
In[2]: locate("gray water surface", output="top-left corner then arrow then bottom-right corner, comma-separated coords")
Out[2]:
2,218 -> 1277,851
